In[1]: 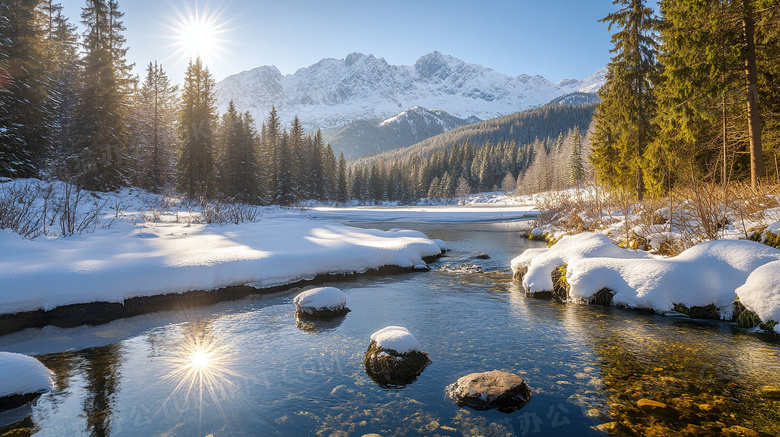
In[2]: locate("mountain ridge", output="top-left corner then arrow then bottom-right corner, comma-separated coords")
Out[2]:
215,51 -> 606,130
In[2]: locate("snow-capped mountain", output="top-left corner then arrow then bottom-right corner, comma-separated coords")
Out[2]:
328,106 -> 475,159
215,51 -> 606,130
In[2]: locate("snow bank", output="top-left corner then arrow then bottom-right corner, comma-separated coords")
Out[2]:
510,233 -> 651,293
512,232 -> 780,325
736,261 -> 780,333
0,218 -> 443,315
370,326 -> 421,354
568,240 -> 780,315
294,287 -> 347,313
0,352 -> 53,398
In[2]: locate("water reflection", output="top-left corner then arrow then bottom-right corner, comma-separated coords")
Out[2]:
80,344 -> 122,437
295,313 -> 347,333
159,321 -> 242,429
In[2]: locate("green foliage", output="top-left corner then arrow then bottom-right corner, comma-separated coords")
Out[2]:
591,0 -> 660,200
177,57 -> 217,199
0,0 -> 51,178
72,0 -> 134,191
672,304 -> 720,320
217,101 -> 261,202
567,126 -> 586,188
133,61 -> 179,193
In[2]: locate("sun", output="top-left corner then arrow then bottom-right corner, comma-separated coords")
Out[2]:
166,2 -> 230,65
190,349 -> 211,370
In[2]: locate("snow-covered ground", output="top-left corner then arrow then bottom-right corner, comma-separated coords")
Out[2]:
0,180 -> 539,317
512,232 -> 780,333
0,180 -> 472,316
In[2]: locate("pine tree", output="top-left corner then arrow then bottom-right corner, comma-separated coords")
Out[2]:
275,130 -> 294,205
0,0 -> 51,178
177,57 -> 217,198
72,0 -> 134,190
567,126 -> 586,189
260,107 -> 281,204
217,101 -> 260,202
135,61 -> 178,192
336,152 -> 348,203
309,130 -> 326,201
287,116 -> 305,201
591,0 -> 660,200
38,2 -> 80,175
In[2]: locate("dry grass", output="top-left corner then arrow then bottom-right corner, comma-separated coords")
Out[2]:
533,182 -> 780,256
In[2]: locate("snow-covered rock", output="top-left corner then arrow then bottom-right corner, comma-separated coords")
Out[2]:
511,233 -> 651,293
364,326 -> 430,386
369,326 -> 421,354
736,260 -> 780,333
0,352 -> 53,401
511,232 -> 780,326
293,287 -> 349,317
567,239 -> 780,315
215,51 -> 605,131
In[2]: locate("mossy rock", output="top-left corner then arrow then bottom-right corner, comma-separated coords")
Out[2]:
591,288 -> 615,306
733,300 -> 778,334
672,304 -> 720,320
295,306 -> 350,320
363,340 -> 430,387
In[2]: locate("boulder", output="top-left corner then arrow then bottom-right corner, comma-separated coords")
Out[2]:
445,370 -> 531,413
363,326 -> 430,387
293,287 -> 350,319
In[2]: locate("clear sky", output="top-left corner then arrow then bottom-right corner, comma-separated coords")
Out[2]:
57,0 -> 619,84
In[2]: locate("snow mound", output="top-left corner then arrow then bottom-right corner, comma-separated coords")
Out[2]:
511,233 -> 651,293
512,232 -> 780,325
370,326 -> 421,354
736,260 -> 780,333
0,352 -> 53,398
294,287 -> 347,313
567,239 -> 780,314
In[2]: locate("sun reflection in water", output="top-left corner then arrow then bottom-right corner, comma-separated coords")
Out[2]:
159,326 -> 243,426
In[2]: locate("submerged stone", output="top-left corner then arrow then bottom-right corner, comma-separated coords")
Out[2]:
445,370 -> 531,413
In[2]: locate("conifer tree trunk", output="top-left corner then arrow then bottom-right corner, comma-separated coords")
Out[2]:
742,0 -> 765,188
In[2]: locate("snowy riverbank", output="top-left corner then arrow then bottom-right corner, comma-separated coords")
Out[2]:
0,216 -> 445,315
512,232 -> 780,333
0,180 -> 472,316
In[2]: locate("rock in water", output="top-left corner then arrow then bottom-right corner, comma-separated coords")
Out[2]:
293,287 -> 350,319
0,352 -> 53,411
445,370 -> 531,413
363,326 -> 430,387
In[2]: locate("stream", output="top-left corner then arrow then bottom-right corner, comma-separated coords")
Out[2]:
1,220 -> 779,436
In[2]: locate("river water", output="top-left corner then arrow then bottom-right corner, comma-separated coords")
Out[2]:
1,220 -> 779,436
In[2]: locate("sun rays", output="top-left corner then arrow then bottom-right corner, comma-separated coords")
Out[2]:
165,2 -> 232,66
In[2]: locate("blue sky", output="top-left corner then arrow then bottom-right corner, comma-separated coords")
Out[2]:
57,0 -> 619,84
